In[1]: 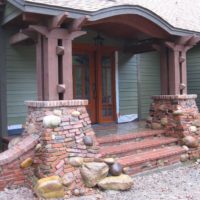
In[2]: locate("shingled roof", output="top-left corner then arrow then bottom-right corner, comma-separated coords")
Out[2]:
21,0 -> 200,33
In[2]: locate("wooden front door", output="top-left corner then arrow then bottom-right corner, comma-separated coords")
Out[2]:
97,50 -> 116,123
72,52 -> 97,123
73,45 -> 116,124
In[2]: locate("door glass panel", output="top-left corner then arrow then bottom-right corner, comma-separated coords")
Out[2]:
101,56 -> 113,117
73,54 -> 90,100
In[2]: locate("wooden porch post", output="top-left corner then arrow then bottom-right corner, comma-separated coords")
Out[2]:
160,46 -> 169,95
167,47 -> 180,95
180,50 -> 187,94
164,35 -> 200,95
62,39 -> 73,99
28,14 -> 88,101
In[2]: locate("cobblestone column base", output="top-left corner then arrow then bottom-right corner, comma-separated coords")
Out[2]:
23,100 -> 101,196
147,95 -> 199,138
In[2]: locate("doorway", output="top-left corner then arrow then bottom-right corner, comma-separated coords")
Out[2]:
72,45 -> 116,124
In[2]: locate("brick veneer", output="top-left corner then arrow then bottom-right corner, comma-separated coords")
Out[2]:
147,95 -> 199,138
0,135 -> 39,190
23,100 -> 101,196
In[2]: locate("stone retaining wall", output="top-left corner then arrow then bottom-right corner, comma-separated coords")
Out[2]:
23,100 -> 101,197
0,135 -> 39,190
147,95 -> 199,138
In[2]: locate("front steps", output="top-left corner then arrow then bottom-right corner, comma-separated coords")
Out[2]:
97,130 -> 186,175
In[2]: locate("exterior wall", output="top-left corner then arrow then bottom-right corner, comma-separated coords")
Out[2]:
118,52 -> 138,119
6,31 -> 37,126
187,45 -> 200,109
139,51 -> 161,119
4,28 -> 161,128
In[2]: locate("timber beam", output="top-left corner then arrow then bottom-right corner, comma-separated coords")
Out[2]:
9,32 -> 30,45
68,15 -> 89,33
48,12 -> 69,29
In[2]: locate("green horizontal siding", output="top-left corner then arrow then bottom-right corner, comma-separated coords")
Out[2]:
6,32 -> 37,125
187,45 -> 200,110
139,51 -> 160,119
118,52 -> 138,115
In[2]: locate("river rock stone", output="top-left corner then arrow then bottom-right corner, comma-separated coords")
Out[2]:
20,157 -> 33,169
161,118 -> 168,126
173,110 -> 184,115
35,143 -> 42,152
83,136 -> 93,146
8,137 -> 22,149
62,172 -> 74,187
182,136 -> 199,148
72,111 -> 81,117
98,174 -> 133,191
53,109 -> 62,116
152,123 -> 162,130
159,104 -> 166,111
80,162 -> 109,187
180,154 -> 189,162
103,158 -> 116,165
123,167 -> 131,174
189,126 -> 197,133
34,176 -> 64,199
182,145 -> 189,151
73,188 -> 80,196
69,157 -> 84,167
110,162 -> 123,176
43,115 -> 61,128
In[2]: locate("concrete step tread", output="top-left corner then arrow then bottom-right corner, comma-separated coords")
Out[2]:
118,146 -> 185,167
100,137 -> 178,156
97,129 -> 165,144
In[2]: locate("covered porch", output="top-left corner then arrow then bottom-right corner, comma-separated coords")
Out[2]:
2,5 -> 200,135
1,1 -> 200,196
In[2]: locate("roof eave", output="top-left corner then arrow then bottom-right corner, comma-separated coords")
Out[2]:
7,0 -> 200,36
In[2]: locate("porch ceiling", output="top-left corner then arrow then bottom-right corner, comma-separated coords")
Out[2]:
85,14 -> 170,40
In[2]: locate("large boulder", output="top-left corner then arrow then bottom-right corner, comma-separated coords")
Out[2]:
98,174 -> 133,191
182,136 -> 199,148
34,176 -> 64,199
80,162 -> 109,187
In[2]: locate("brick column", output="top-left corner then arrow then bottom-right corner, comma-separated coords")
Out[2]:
23,100 -> 100,196
147,95 -> 199,138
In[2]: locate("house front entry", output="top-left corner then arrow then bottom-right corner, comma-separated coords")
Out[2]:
72,45 -> 116,124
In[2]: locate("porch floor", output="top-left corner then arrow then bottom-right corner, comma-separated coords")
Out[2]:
93,120 -> 147,137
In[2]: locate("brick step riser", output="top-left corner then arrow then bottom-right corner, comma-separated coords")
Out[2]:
125,154 -> 182,175
99,134 -> 165,147
102,142 -> 178,158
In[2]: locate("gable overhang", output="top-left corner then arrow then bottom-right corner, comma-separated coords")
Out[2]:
7,0 -> 200,36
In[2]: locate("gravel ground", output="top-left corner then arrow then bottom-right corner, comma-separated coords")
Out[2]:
1,162 -> 200,200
